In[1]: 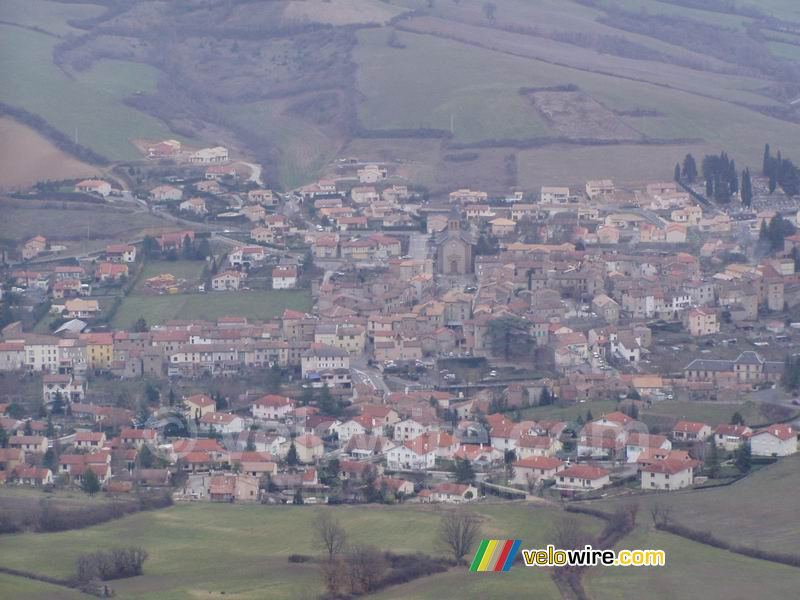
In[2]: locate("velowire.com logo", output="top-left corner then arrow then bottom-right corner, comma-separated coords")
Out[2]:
469,540 -> 522,572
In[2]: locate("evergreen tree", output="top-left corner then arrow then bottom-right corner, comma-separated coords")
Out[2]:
139,444 -> 155,468
24,420 -> 33,436
81,468 -> 101,495
43,448 -> 56,471
287,441 -> 299,466
674,162 -> 681,182
730,411 -> 745,425
454,458 -> 476,484
741,168 -> 752,208
292,488 -> 304,504
0,424 -> 7,448
763,143 -> 771,176
133,317 -> 149,332
705,177 -> 713,198
586,410 -> 593,422
539,387 -> 552,406
769,170 -> 777,193
705,436 -> 720,478
182,234 -> 194,259
682,153 -> 697,183
168,388 -> 176,407
735,443 -> 752,473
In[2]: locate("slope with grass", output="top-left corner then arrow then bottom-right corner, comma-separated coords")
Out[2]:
591,455 -> 800,555
0,502 -> 600,600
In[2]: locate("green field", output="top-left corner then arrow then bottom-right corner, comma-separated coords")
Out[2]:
0,502 -> 599,600
112,290 -> 313,328
0,23 -> 182,160
642,400 -> 768,427
136,261 -> 207,288
592,455 -> 800,555
519,399 -> 621,423
0,573 -> 90,600
0,0 -> 104,36
585,526 -> 800,600
0,204 -> 169,242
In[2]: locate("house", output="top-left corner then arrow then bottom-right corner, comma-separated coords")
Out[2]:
74,431 -> 106,451
641,458 -> 699,491
672,421 -> 712,443
430,482 -> 478,503
0,448 -> 25,472
301,344 -> 350,379
541,186 -> 571,204
357,164 -> 387,183
150,185 -> 183,202
212,271 -> 243,291
208,474 -> 260,503
21,236 -> 47,260
687,307 -> 719,337
75,179 -> 111,197
489,217 -> 516,237
95,262 -> 128,282
106,244 -> 136,263
11,466 -> 53,486
147,139 -> 181,158
387,436 -> 437,471
585,179 -> 614,200
516,435 -> 561,459
713,424 -> 752,451
189,146 -> 229,164
511,456 -> 565,486
9,435 -> 48,454
293,434 -> 325,463
272,266 -> 298,290
179,197 -> 207,215
120,428 -> 157,448
42,373 -> 85,404
200,412 -> 246,434
251,395 -> 295,421
184,394 -> 216,420
625,433 -> 671,463
750,425 -> 797,457
555,465 -> 611,491
63,298 -> 99,319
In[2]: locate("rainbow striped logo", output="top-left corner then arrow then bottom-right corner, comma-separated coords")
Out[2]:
469,539 -> 522,572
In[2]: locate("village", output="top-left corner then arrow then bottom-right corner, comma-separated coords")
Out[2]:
2,140 -> 800,508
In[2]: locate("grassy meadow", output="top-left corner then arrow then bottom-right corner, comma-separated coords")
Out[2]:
112,290 -> 313,328
0,501 -> 597,600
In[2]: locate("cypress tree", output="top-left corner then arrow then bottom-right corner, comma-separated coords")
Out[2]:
682,153 -> 697,182
674,162 -> 681,182
769,171 -> 777,193
763,143 -> 771,176
741,168 -> 752,207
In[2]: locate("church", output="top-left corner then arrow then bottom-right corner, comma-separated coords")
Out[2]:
434,218 -> 475,275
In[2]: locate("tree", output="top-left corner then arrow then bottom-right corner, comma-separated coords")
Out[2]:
0,424 -> 7,448
292,488 -> 304,505
488,315 -> 534,360
50,392 -> 65,415
763,143 -> 771,176
539,387 -> 553,406
740,168 -> 752,208
437,510 -> 481,564
81,468 -> 101,495
454,458 -> 475,484
769,170 -> 777,193
133,317 -> 149,332
482,1 -> 496,21
345,544 -> 388,594
682,153 -> 697,183
181,234 -> 194,260
145,383 -> 160,406
168,388 -> 177,407
142,235 -> 160,259
287,442 -> 299,466
43,447 -> 56,471
730,411 -> 745,426
23,420 -> 33,436
313,512 -> 347,560
705,435 -> 720,478
674,162 -> 681,182
551,517 -> 591,555
735,443 -> 752,473
138,444 -> 155,468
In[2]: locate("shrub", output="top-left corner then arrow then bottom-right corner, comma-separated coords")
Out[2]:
77,547 -> 148,582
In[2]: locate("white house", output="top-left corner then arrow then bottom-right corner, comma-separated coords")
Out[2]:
625,433 -> 671,463
251,395 -> 295,421
386,437 -> 436,471
750,425 -> 797,457
554,465 -> 611,491
641,459 -> 699,491
200,412 -> 246,434
272,266 -> 298,290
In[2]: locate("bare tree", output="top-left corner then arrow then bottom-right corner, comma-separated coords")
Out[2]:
319,556 -> 348,597
625,501 -> 640,527
345,544 -> 387,594
313,512 -> 347,560
437,510 -> 481,564
551,516 -> 591,551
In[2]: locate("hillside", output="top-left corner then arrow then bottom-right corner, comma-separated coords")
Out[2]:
5,0 -> 800,190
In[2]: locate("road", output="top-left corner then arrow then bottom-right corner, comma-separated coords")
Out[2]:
351,360 -> 390,395
408,233 -> 431,261
241,162 -> 263,186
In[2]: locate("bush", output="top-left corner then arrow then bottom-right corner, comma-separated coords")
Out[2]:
77,547 -> 148,582
288,554 -> 313,563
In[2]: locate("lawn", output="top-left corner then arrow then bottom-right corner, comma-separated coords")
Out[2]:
0,574 -> 90,600
585,526 -> 800,600
135,261 -> 207,289
112,290 -> 313,328
0,24 -> 185,160
0,501 -> 599,600
642,400 -> 767,428
519,399 -> 621,423
591,455 -> 800,555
